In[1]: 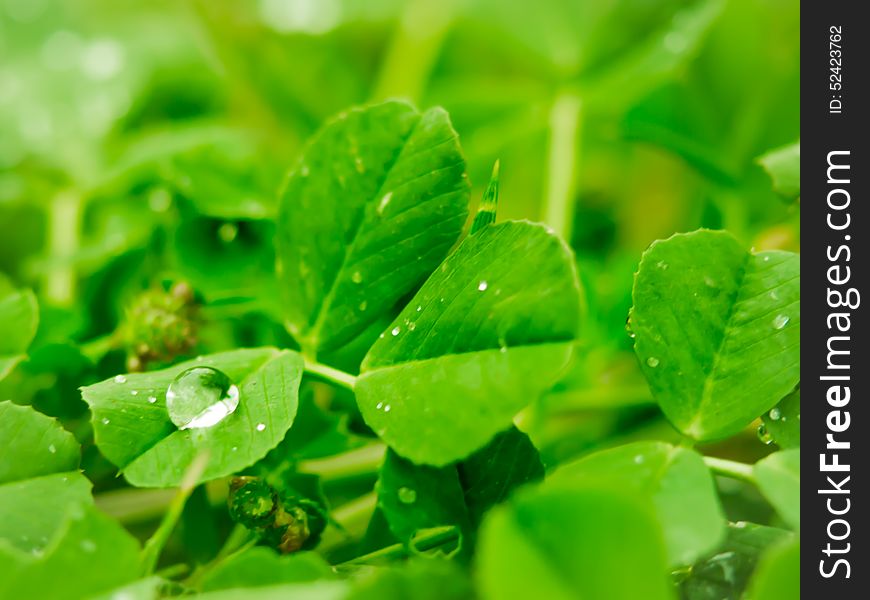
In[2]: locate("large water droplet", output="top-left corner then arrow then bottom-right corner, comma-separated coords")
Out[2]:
165,367 -> 240,431
646,357 -> 660,368
772,314 -> 789,330
768,407 -> 782,421
757,423 -> 773,444
398,487 -> 417,504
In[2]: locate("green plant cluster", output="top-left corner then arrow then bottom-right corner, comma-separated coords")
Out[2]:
1,100 -> 799,599
1,1 -> 799,598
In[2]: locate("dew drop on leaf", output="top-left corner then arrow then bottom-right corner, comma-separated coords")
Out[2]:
217,222 -> 239,244
377,191 -> 392,214
80,539 -> 96,553
114,375 -> 126,384
398,487 -> 417,504
478,280 -> 488,291
416,305 -> 422,312
772,314 -> 789,329
130,390 -> 138,396
646,357 -> 660,368
656,260 -> 668,270
757,423 -> 773,444
48,444 -> 56,454
165,366 -> 240,431
633,454 -> 644,464
359,300 -> 367,311
624,315 -> 635,338
383,404 -> 391,413
102,418 -> 110,425
351,271 -> 363,284
147,396 -> 157,404
376,401 -> 384,410
407,321 -> 416,331
391,326 -> 401,336
768,407 -> 782,420
256,423 -> 266,431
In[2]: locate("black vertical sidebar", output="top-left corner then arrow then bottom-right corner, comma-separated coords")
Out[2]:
803,1 -> 868,596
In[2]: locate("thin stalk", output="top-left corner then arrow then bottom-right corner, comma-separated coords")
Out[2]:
371,0 -> 457,102
95,488 -> 176,525
184,525 -> 255,587
303,358 -> 357,391
337,525 -> 459,568
44,189 -> 83,306
542,89 -> 583,240
704,456 -> 756,484
80,331 -> 122,363
140,452 -> 210,574
318,491 -> 378,553
298,443 -> 385,481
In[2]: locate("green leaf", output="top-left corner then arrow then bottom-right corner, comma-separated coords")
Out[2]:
89,577 -> 164,600
0,402 -> 79,484
357,221 -> 581,465
744,537 -> 800,600
754,449 -> 799,530
202,548 -> 335,591
676,522 -> 792,600
195,581 -> 350,600
470,160 -> 499,234
348,559 -> 474,600
456,427 -> 545,527
81,348 -> 303,487
761,388 -> 800,449
0,472 -> 92,555
277,101 -> 470,355
758,142 -> 800,199
377,450 -> 471,557
0,281 -> 38,381
0,504 -> 141,600
376,428 -> 544,557
476,485 -> 674,600
550,441 -> 725,566
0,403 -> 90,558
630,230 -> 800,440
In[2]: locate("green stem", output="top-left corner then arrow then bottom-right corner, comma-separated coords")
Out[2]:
298,443 -> 385,481
703,456 -> 756,484
303,359 -> 357,390
95,488 -> 176,525
337,525 -> 458,568
184,525 -> 255,587
80,331 -> 122,363
371,0 -> 457,102
44,189 -> 83,306
140,453 -> 209,574
318,491 -> 378,553
542,89 -> 583,240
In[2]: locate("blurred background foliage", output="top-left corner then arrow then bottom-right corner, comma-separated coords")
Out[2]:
1,0 -> 797,493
